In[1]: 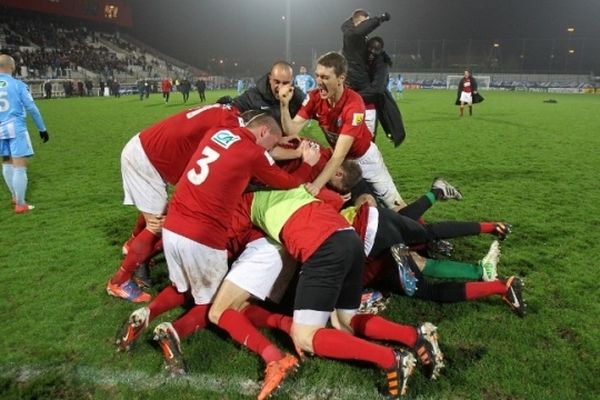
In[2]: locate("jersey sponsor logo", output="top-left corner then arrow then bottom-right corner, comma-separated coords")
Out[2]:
352,113 -> 364,126
211,130 -> 241,149
263,150 -> 275,166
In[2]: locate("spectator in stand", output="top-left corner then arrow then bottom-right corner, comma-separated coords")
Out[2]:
43,80 -> 52,99
195,79 -> 206,102
161,78 -> 172,103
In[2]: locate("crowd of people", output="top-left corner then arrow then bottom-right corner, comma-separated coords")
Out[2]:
98,9 -> 523,400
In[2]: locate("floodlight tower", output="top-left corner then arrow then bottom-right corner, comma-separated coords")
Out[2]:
284,0 -> 291,63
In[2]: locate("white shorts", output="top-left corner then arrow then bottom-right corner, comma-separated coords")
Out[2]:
460,91 -> 473,104
225,237 -> 284,301
356,142 -> 404,209
364,105 -> 377,135
121,134 -> 168,215
162,228 -> 228,305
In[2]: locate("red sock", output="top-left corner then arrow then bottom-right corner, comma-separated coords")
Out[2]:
149,285 -> 186,320
218,309 -> 283,363
312,328 -> 396,370
479,222 -> 496,234
131,213 -> 147,237
465,281 -> 507,300
242,304 -> 293,335
111,229 -> 160,284
172,304 -> 209,340
351,314 -> 418,347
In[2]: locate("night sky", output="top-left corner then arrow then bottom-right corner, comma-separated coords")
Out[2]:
127,0 -> 600,74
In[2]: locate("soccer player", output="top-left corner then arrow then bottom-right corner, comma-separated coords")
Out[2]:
455,70 -> 483,117
116,115 -> 320,375
293,65 -> 316,95
0,54 -> 50,214
279,51 -> 406,210
161,78 -> 172,103
107,104 -> 244,302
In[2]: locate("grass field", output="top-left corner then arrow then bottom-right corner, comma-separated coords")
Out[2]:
1,89 -> 599,400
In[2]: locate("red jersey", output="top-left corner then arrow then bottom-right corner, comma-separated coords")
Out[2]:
280,188 -> 349,262
462,78 -> 472,93
139,104 -> 241,184
277,139 -> 332,181
163,127 -> 312,249
226,194 -> 263,260
297,88 -> 372,159
161,79 -> 172,93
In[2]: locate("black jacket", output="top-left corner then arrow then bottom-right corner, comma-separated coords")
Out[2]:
360,51 -> 406,147
341,17 -> 383,91
232,73 -> 305,124
455,77 -> 484,105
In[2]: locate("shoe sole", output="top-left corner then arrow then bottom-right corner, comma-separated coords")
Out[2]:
418,323 -> 445,380
390,245 -> 418,297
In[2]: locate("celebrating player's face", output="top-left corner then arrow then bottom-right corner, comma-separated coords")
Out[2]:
315,64 -> 343,101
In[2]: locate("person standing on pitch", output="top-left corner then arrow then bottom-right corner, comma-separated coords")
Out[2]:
455,70 -> 483,117
0,54 -> 50,214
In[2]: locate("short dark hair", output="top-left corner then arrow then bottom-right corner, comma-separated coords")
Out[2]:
316,52 -> 347,77
367,36 -> 385,49
339,160 -> 363,192
245,112 -> 282,136
352,9 -> 369,23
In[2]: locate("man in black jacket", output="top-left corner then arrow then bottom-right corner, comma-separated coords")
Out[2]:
230,61 -> 305,125
341,9 -> 389,92
342,10 -> 406,147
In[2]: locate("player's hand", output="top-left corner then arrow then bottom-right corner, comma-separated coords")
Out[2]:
146,215 -> 165,232
304,182 -> 320,196
301,142 -> 320,166
278,85 -> 294,107
279,134 -> 301,146
379,12 -> 391,22
39,131 -> 49,143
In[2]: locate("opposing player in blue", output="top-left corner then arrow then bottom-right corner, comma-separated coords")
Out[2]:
293,65 -> 316,96
396,74 -> 404,100
0,54 -> 49,214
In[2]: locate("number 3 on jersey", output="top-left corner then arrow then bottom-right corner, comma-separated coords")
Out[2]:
187,146 -> 220,185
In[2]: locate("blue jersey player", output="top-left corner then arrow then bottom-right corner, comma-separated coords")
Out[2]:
293,66 -> 316,95
0,55 -> 49,213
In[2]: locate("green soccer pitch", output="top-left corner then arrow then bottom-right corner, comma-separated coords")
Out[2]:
1,89 -> 599,399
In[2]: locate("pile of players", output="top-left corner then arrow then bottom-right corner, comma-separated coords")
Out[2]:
105,10 -> 526,400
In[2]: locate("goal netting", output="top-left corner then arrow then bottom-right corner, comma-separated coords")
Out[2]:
446,75 -> 490,90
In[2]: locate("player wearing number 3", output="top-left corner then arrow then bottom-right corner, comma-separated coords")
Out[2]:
107,104 -> 244,302
0,54 -> 49,214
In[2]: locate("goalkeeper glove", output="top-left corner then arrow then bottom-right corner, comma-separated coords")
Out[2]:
39,131 -> 49,143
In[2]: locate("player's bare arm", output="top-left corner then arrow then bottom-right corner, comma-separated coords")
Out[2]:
279,85 -> 307,136
309,134 -> 354,194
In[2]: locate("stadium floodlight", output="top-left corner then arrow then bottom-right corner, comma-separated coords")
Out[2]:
493,43 -> 500,48
567,27 -> 575,33
568,49 -> 576,54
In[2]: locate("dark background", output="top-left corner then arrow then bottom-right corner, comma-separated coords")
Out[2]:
126,0 -> 600,75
